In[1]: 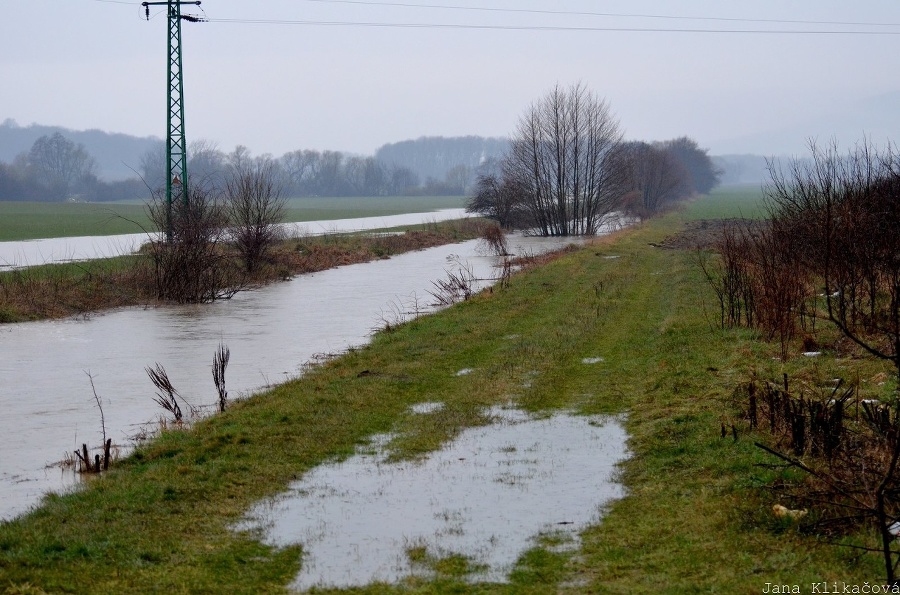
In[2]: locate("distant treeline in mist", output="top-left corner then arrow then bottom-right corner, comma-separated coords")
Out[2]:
0,119 -> 760,203
0,122 -> 510,202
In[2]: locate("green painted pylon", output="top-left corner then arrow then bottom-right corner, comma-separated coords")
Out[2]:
142,1 -> 202,240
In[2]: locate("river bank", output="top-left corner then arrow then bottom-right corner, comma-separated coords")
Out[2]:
0,192 -> 887,592
0,217 -> 483,323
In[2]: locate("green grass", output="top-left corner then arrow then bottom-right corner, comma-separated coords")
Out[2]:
682,185 -> 768,220
0,190 -> 886,593
0,202 -> 153,241
0,196 -> 466,242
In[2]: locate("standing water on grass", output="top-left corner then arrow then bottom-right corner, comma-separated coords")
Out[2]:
238,407 -> 629,590
0,229 -> 580,521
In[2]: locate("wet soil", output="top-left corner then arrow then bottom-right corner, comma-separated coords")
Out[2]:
652,218 -> 767,251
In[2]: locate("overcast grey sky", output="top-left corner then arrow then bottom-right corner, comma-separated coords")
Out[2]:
3,1 -> 900,157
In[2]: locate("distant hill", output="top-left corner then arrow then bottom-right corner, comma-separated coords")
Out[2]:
0,119 -> 162,181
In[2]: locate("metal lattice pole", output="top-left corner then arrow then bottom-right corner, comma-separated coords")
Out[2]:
142,1 -> 202,241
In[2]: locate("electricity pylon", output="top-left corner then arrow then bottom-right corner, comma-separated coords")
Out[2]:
142,1 -> 203,240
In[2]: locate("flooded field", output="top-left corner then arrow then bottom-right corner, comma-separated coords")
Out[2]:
0,208 -> 467,270
0,228 -> 578,520
238,406 -> 629,590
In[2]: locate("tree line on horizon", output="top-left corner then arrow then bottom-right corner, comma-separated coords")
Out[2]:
0,132 -> 509,203
0,96 -> 718,215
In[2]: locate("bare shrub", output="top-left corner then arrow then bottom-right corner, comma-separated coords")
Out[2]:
226,158 -> 286,273
480,223 -> 509,256
497,257 -> 513,290
428,257 -> 477,306
767,140 -> 900,378
466,173 -> 530,229
696,222 -> 755,330
699,218 -> 813,357
146,185 -> 242,303
73,372 -> 113,473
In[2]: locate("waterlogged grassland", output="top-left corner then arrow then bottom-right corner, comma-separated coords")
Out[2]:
0,196 -> 466,242
0,191 -> 888,592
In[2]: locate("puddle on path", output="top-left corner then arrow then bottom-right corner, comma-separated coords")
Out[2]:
237,407 -> 629,591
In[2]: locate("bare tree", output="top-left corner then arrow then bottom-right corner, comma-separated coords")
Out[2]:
504,83 -> 626,236
466,172 -> 528,229
145,184 -> 238,303
280,149 -> 321,196
139,143 -> 167,195
620,141 -> 690,218
26,132 -> 98,201
225,157 -> 286,273
444,164 -> 472,195
659,136 -> 721,195
188,139 -> 227,189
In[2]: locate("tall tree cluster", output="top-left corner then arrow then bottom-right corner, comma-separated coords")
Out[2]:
505,83 -> 626,236
139,144 -> 462,199
0,134 -> 492,202
467,84 -> 720,235
0,132 -> 133,202
376,135 -> 508,189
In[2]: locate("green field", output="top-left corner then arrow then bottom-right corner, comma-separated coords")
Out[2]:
0,196 -> 467,242
682,184 -> 769,220
0,202 -> 152,241
1,187 -> 887,592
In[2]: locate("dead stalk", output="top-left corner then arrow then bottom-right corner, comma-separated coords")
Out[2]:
212,342 -> 230,413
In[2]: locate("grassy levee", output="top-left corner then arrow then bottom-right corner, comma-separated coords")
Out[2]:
0,190 -> 886,593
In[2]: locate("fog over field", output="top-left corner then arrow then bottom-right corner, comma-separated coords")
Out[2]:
3,1 -> 900,159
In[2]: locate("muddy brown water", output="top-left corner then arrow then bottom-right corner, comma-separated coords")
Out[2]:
0,222 -> 583,521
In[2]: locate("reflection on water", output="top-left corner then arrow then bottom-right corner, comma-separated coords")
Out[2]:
237,407 -> 629,590
0,230 -> 578,520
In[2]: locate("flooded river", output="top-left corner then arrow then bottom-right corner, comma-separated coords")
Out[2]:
0,222 -> 581,521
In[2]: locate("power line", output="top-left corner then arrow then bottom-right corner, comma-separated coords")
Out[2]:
205,18 -> 900,35
91,0 -> 900,33
299,0 -> 900,29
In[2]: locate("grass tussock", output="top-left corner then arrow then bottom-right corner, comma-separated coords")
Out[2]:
0,188 -> 888,592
